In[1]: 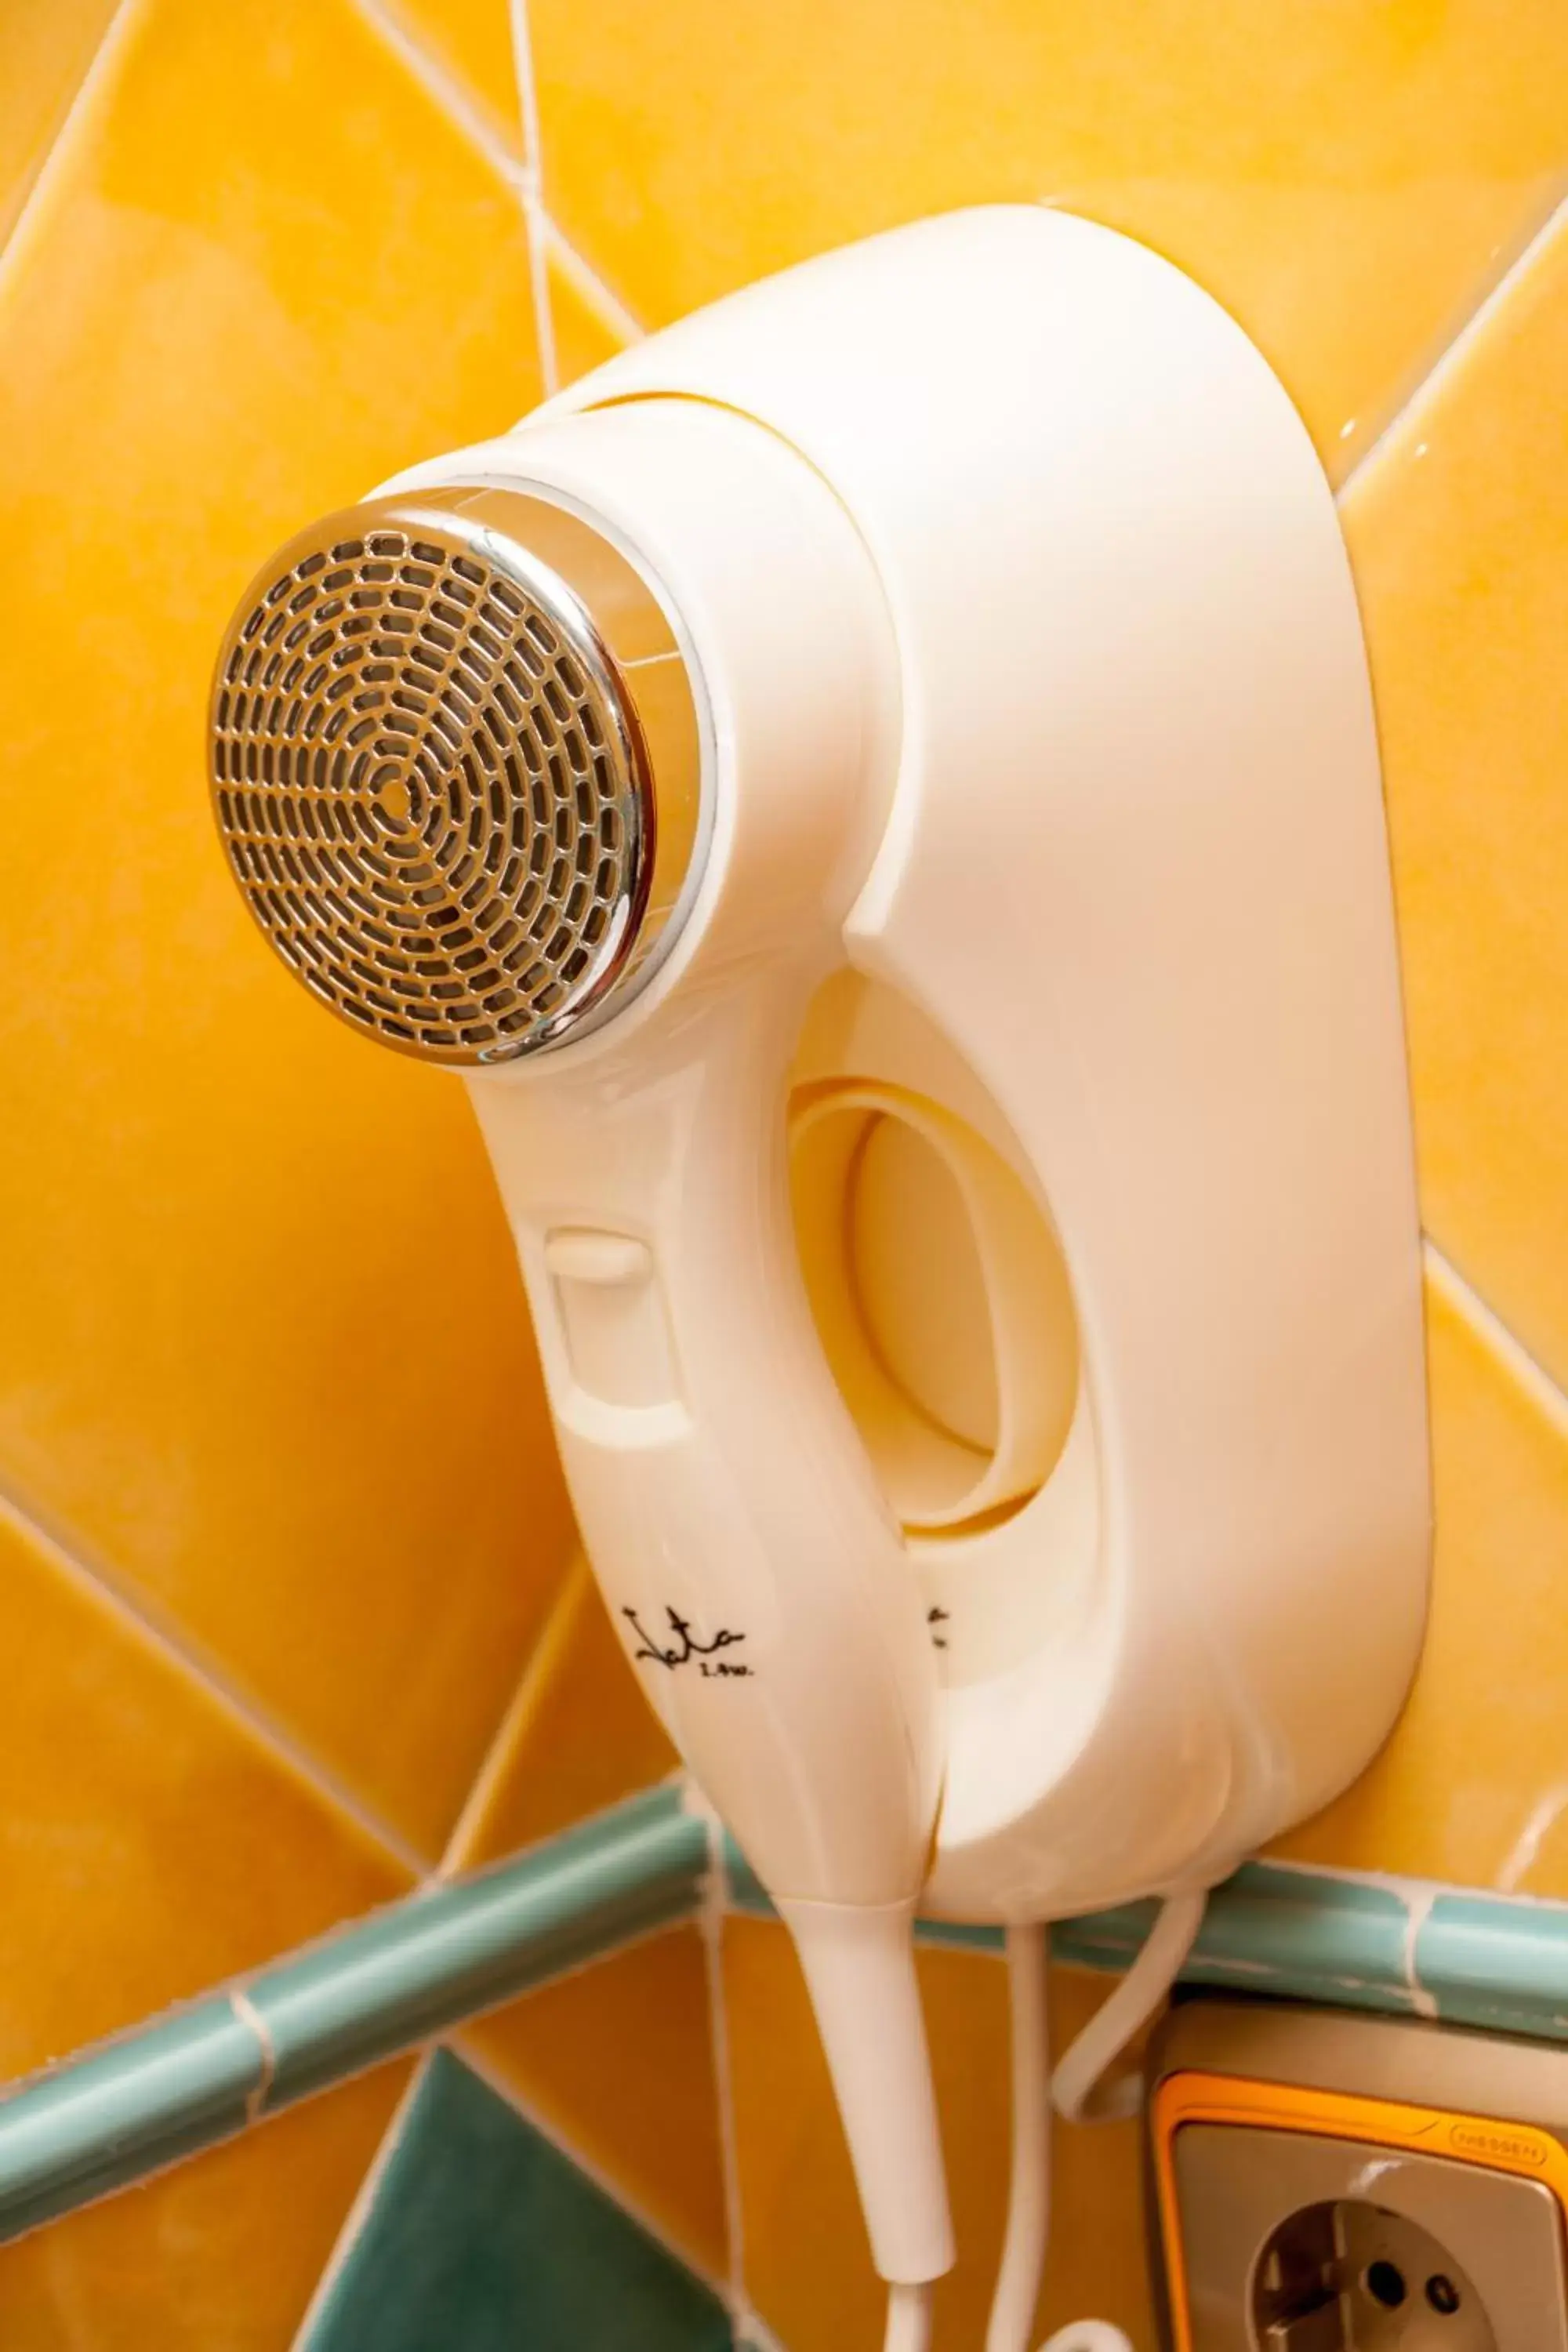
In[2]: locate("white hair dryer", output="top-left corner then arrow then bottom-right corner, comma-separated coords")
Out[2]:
209,207 -> 1429,2342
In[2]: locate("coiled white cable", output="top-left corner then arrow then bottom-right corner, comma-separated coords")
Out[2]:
985,1895 -> 1207,2352
1050,1894 -> 1207,2129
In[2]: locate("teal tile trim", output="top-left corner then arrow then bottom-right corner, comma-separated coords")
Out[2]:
1057,1865 -> 1418,2016
250,1784 -> 706,2107
1416,1890 -> 1568,2040
0,1999 -> 261,2241
0,1786 -> 706,2246
726,1841 -> 1417,2012
11,1783 -> 1568,2250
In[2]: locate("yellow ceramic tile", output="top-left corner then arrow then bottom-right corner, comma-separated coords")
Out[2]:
0,0 -> 119,247
1270,1269 -> 1568,1892
528,0 -> 1568,467
457,1927 -> 727,2277
385,0 -> 522,153
0,1496 -> 407,2080
726,1916 -> 1155,2350
1342,207 -> 1568,1393
448,1555 -> 676,1870
0,2061 -> 412,2350
550,254 -> 630,385
0,0 -> 578,1859
336,13 -> 633,388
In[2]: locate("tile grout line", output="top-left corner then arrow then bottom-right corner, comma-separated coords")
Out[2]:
347,0 -> 635,390
456,2034 -> 736,2305
0,1479 -> 427,1881
230,1988 -> 278,2122
1335,177 -> 1568,504
349,0 -> 532,194
1401,1888 -> 1439,2021
542,213 -> 648,345
434,1550 -> 589,1880
1497,1783 -> 1568,1896
0,0 -> 144,293
1424,1236 -> 1568,1441
288,2051 -> 434,2352
348,0 -> 641,360
506,0 -> 560,391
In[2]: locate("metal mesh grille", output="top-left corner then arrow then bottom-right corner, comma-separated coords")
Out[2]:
210,515 -> 648,1063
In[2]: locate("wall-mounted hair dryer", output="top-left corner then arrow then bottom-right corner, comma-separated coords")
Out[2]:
208,207 -> 1429,2347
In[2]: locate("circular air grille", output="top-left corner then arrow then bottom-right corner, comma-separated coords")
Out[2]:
210,502 -> 652,1064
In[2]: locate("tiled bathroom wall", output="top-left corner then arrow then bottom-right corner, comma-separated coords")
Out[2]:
2,1 -> 1567,2345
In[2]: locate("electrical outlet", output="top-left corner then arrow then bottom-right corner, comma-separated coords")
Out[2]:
1252,2198 -> 1491,2348
1147,2002 -> 1568,2351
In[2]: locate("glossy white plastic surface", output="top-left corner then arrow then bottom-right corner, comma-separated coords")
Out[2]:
519,205 -> 1431,1923
390,396 -> 951,2278
790,1081 -> 1079,1530
381,202 -> 1430,2279
441,395 -> 939,1905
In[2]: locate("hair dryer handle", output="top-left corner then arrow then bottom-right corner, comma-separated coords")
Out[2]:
468,978 -> 954,2281
467,975 -> 944,1908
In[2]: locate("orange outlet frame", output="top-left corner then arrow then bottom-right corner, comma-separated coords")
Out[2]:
1150,2068 -> 1568,2350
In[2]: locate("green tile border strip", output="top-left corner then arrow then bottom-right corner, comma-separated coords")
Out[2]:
0,2002 -> 265,2243
248,1785 -> 703,2107
1415,1893 -> 1568,2041
724,1846 -> 1419,2013
5,1784 -> 1568,2245
0,1786 -> 706,2243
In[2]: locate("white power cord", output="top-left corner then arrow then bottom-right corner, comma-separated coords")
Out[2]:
984,1925 -> 1051,2352
988,1895 -> 1207,2352
879,1893 -> 1204,2352
884,2280 -> 935,2351
1050,1894 -> 1207,2129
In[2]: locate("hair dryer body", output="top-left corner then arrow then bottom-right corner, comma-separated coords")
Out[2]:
209,203 -> 1431,2299
386,203 -> 1428,1928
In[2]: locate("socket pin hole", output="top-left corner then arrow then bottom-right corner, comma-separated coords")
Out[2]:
1427,2275 -> 1462,2315
1366,2261 -> 1407,2309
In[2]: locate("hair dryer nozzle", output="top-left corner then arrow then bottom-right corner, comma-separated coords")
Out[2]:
209,486 -> 704,1065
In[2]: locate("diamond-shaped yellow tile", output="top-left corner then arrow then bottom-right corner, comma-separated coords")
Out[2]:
0,0 -> 578,1858
0,1496 -> 408,2078
1343,204 -> 1568,1392
528,0 -> 1568,467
